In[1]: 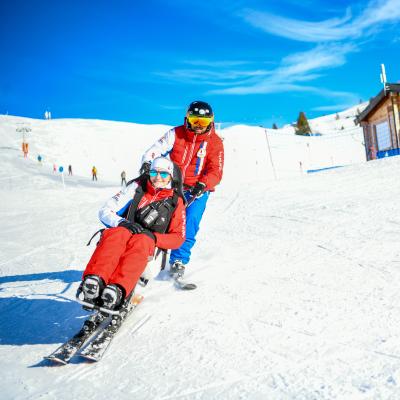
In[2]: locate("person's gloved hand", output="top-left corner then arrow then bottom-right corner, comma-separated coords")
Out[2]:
118,220 -> 144,234
190,182 -> 206,198
139,162 -> 151,175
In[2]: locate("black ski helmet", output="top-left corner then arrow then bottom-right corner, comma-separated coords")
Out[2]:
185,101 -> 214,133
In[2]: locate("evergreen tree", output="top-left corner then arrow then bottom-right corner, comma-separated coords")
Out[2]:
295,111 -> 311,136
272,123 -> 278,129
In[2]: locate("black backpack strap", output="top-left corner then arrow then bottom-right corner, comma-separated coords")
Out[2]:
123,176 -> 149,222
161,191 -> 180,233
172,162 -> 186,205
160,191 -> 179,216
126,185 -> 145,222
171,191 -> 179,208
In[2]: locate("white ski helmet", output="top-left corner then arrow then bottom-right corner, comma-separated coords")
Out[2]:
150,157 -> 174,177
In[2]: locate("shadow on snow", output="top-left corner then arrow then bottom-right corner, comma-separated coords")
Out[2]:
0,270 -> 91,346
0,269 -> 82,286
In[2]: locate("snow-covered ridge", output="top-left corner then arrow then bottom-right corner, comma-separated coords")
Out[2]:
0,102 -> 366,186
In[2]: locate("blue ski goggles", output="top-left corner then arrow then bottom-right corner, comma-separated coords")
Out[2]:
149,170 -> 170,179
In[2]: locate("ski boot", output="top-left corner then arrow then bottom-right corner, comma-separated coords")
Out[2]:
101,284 -> 124,310
169,260 -> 185,278
81,275 -> 104,305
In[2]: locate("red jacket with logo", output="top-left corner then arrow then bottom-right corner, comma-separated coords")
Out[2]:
99,180 -> 186,250
142,125 -> 224,191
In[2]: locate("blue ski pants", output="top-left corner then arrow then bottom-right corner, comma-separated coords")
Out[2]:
170,191 -> 210,265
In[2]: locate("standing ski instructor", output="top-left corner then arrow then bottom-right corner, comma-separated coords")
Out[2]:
141,101 -> 224,278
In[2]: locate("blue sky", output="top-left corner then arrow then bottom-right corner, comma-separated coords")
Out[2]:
1,0 -> 400,127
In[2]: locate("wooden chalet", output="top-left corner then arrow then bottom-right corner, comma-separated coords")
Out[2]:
357,83 -> 400,160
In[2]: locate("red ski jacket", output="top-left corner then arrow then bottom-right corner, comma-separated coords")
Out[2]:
142,125 -> 224,191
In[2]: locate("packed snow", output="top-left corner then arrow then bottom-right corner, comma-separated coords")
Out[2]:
1,106 -> 400,399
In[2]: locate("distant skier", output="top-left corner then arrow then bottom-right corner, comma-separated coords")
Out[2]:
80,157 -> 185,310
92,166 -> 97,181
140,101 -> 224,278
121,170 -> 127,186
68,165 -> 73,176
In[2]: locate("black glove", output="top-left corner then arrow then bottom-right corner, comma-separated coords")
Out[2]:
118,220 -> 144,234
139,162 -> 151,175
190,182 -> 206,198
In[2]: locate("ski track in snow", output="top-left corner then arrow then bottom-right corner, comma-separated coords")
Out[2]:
1,113 -> 400,399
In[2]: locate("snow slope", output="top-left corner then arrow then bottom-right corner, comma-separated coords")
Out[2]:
1,107 -> 400,399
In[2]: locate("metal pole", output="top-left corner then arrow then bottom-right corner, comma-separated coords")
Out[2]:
16,125 -> 31,157
264,128 -> 277,180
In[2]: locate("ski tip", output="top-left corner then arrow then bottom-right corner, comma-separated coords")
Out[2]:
132,294 -> 144,305
79,354 -> 99,363
181,283 -> 197,290
44,356 -> 68,365
174,280 -> 197,290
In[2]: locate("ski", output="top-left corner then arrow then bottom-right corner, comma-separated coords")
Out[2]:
79,294 -> 145,362
45,312 -> 110,365
174,276 -> 197,290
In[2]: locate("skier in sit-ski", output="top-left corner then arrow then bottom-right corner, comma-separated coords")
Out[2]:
80,156 -> 186,310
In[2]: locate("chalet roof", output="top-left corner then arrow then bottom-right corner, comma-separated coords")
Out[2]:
358,83 -> 400,122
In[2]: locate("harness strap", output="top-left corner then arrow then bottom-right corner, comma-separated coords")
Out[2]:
126,180 -> 146,222
170,191 -> 179,208
86,228 -> 105,246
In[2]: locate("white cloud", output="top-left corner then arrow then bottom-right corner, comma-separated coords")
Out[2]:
277,44 -> 354,77
156,67 -> 270,87
209,82 -> 358,107
155,2 -> 378,106
241,8 -> 354,42
156,43 -> 355,92
241,0 -> 400,43
359,0 -> 400,26
207,44 -> 356,97
198,44 -> 360,112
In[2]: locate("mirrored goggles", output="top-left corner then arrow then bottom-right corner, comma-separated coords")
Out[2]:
149,170 -> 170,179
187,115 -> 213,128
